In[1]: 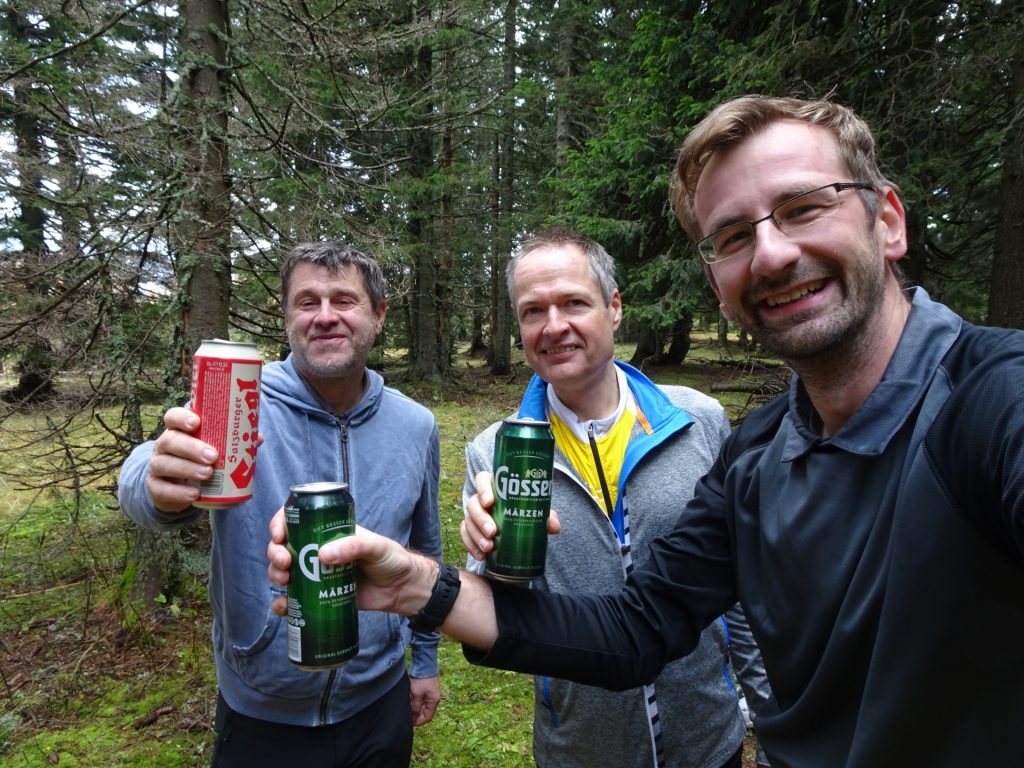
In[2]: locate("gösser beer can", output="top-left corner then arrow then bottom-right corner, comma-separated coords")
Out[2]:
485,418 -> 555,582
285,482 -> 359,670
189,339 -> 262,509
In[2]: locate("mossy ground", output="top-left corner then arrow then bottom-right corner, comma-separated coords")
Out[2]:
1,339 -> 781,766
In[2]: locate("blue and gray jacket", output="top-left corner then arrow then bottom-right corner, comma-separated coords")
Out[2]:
465,362 -> 769,768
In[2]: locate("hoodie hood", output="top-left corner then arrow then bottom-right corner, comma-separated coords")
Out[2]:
261,353 -> 384,427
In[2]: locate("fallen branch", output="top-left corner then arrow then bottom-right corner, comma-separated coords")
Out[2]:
710,381 -> 787,395
133,705 -> 176,730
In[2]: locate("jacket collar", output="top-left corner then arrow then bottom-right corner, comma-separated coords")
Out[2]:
518,360 -> 696,543
783,287 -> 962,460
517,360 -> 694,432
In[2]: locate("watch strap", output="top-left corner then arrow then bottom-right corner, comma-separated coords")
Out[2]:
408,561 -> 461,633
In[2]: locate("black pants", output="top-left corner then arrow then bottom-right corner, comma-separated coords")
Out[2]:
211,674 -> 413,768
721,743 -> 744,768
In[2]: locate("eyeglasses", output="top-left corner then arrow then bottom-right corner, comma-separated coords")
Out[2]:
696,182 -> 876,264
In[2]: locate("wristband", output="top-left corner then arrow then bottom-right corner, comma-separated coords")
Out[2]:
408,561 -> 461,633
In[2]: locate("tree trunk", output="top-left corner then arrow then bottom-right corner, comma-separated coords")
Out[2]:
663,315 -> 693,365
468,301 -> 488,356
988,5 -> 1024,329
554,4 -> 580,186
128,0 -> 232,609
628,324 -> 662,369
489,0 -> 516,376
3,9 -> 57,404
738,327 -> 750,350
901,206 -> 928,289
407,5 -> 444,381
173,0 -> 232,373
438,39 -> 456,369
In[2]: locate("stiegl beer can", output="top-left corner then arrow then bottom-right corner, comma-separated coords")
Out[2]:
285,482 -> 359,670
189,339 -> 262,509
485,418 -> 555,582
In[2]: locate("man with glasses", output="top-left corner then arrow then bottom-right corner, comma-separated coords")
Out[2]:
267,96 -> 1024,767
695,182 -> 875,264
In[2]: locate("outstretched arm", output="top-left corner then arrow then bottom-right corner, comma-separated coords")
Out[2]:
267,508 -> 502,651
269,469 -> 733,690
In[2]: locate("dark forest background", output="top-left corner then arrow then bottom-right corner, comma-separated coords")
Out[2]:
2,2 -> 1022,762
3,0 -> 1023,615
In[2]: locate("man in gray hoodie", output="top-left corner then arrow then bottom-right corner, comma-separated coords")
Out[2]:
462,227 -> 771,768
120,242 -> 442,767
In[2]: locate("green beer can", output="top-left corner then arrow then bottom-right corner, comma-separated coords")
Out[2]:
485,418 -> 555,582
285,482 -> 359,670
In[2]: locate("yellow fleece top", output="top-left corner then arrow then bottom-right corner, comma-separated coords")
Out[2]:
545,366 -> 656,517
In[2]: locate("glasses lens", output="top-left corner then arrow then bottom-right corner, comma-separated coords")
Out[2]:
774,185 -> 842,232
703,223 -> 754,263
698,183 -> 865,263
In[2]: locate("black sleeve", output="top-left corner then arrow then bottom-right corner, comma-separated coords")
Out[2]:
464,446 -> 740,690
925,348 -> 1024,567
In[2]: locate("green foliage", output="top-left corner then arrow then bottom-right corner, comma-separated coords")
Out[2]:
719,0 -> 1019,323
621,250 -> 713,332
6,0 -> 1022,756
545,8 -> 745,356
412,641 -> 533,768
544,0 -> 1021,335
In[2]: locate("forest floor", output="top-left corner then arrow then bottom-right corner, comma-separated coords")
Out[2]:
0,340 -> 785,766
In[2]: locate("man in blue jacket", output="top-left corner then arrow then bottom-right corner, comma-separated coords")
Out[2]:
268,96 -> 1024,766
120,241 -> 442,767
462,227 -> 771,768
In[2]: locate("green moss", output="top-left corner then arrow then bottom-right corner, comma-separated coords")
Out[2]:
1,349 -> 773,767
412,640 -> 534,767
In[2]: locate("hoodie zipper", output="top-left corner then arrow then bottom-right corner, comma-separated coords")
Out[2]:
318,418 -> 351,725
541,426 -> 620,732
337,419 -> 350,485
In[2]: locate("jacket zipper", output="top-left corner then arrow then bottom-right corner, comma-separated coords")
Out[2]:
587,422 -> 616,518
318,418 -> 351,725
337,419 -> 350,484
587,424 -> 663,768
543,425 -> 619,728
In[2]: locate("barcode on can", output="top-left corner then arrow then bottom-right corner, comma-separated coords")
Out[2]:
200,471 -> 225,495
288,623 -> 302,662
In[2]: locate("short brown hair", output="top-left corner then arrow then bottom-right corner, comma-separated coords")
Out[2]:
279,241 -> 388,312
670,95 -> 897,240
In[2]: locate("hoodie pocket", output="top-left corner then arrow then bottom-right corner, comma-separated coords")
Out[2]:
222,588 -> 327,701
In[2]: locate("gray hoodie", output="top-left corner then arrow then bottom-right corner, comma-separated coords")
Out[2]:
119,355 -> 441,726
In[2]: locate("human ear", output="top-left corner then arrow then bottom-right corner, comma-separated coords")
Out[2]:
877,187 -> 908,263
702,263 -> 735,322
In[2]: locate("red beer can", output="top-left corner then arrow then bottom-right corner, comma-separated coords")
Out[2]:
189,339 -> 263,509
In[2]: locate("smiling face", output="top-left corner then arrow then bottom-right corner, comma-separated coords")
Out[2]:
512,244 -> 622,413
284,261 -> 386,400
694,120 -> 907,364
